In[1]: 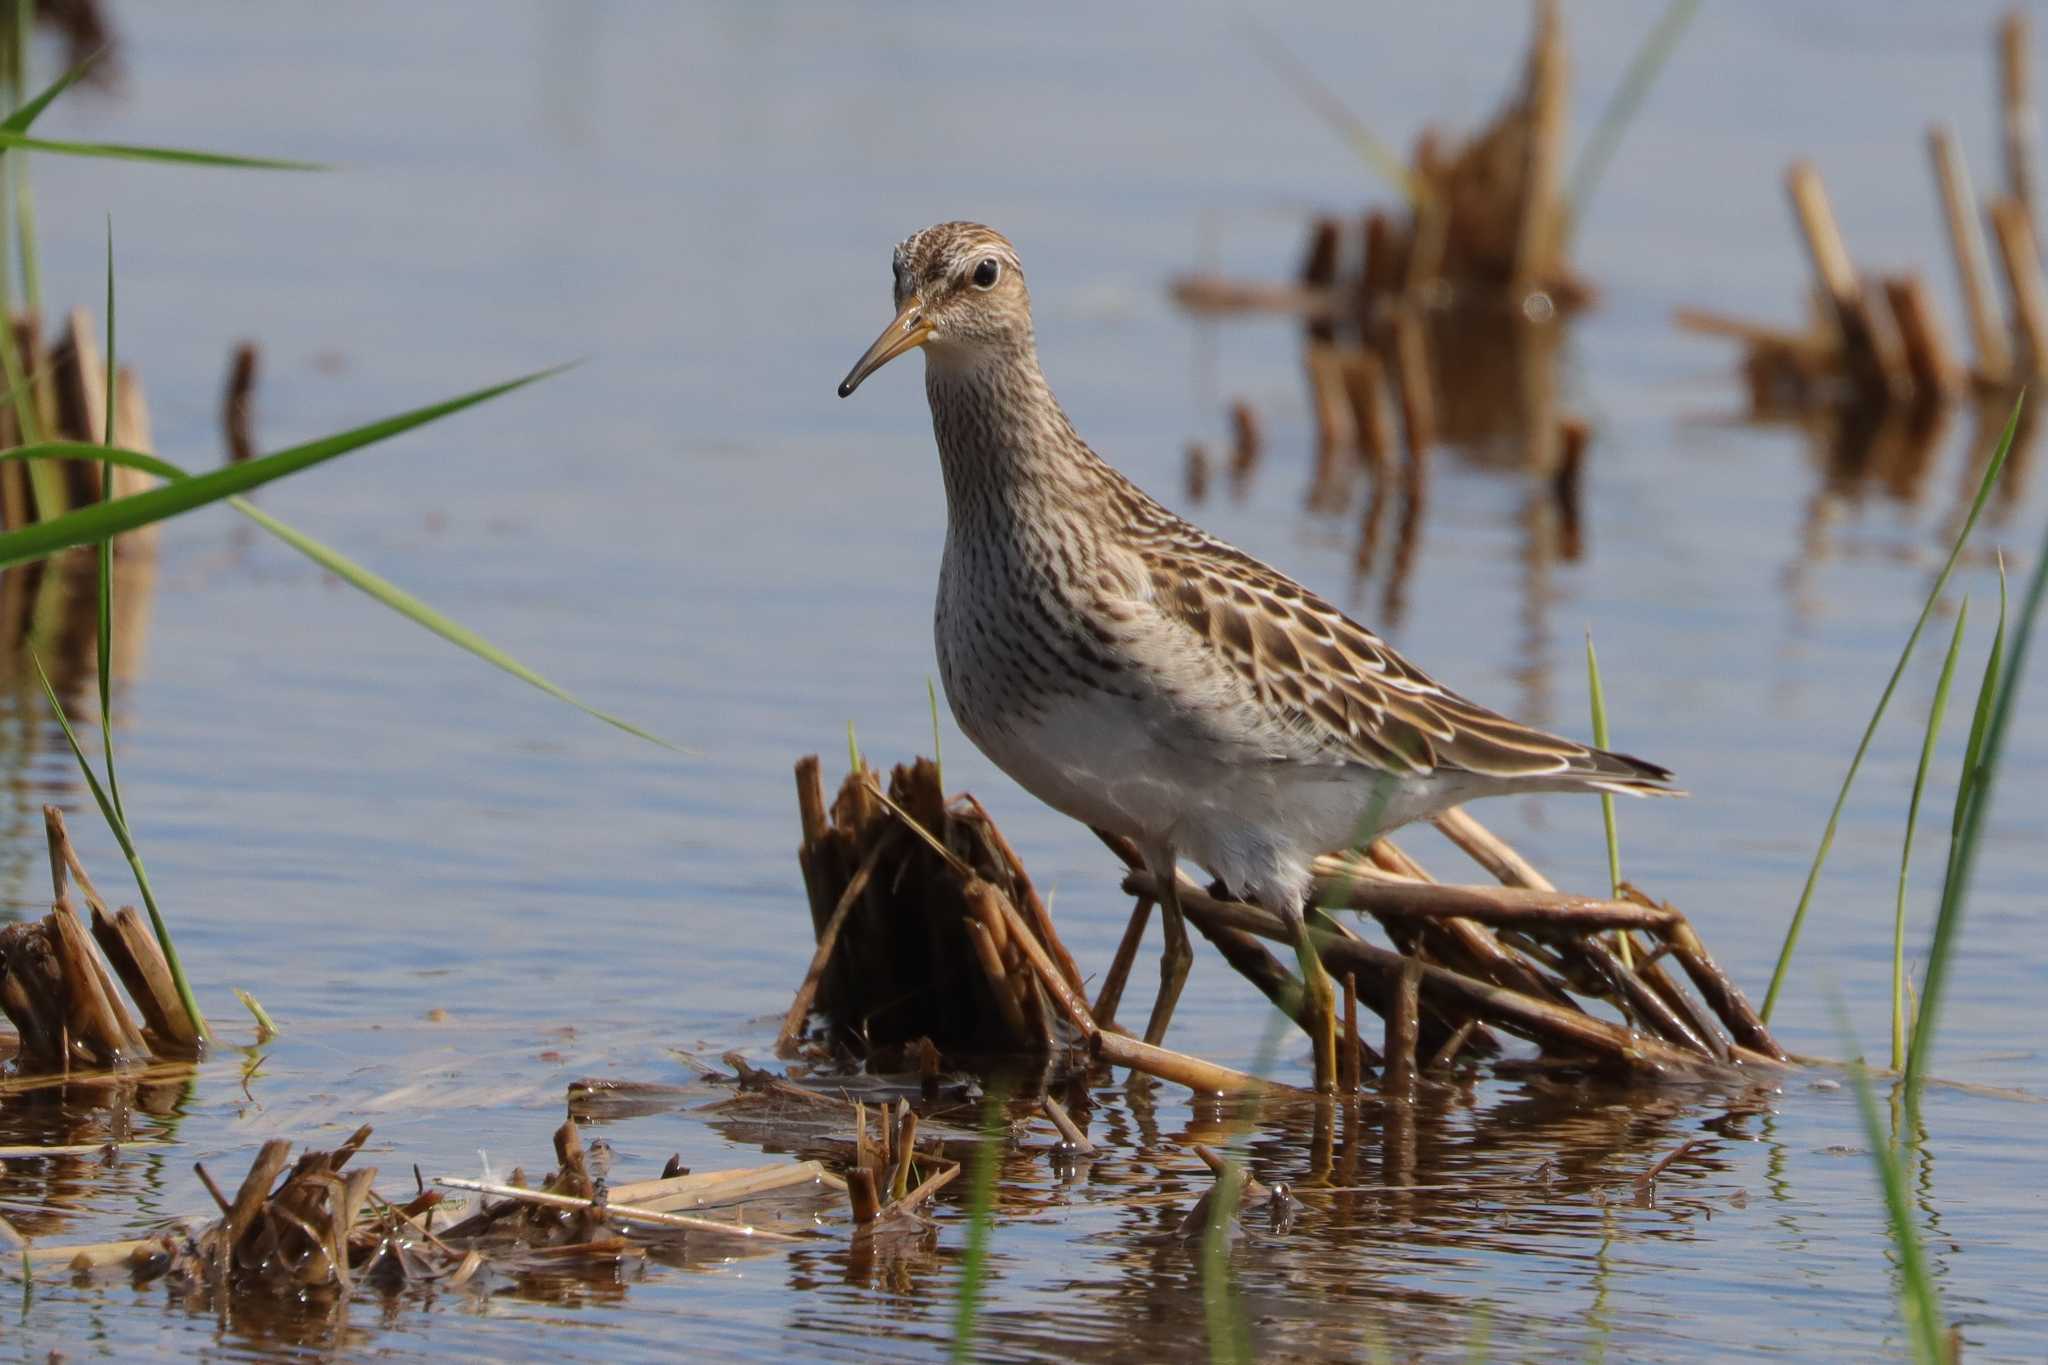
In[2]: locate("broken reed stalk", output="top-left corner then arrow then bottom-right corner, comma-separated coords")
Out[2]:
0,806 -> 200,1071
1384,956 -> 1421,1098
2001,8 -> 2036,232
1,305 -> 157,542
1930,125 -> 2014,384
785,754 -> 1082,1059
1989,195 -> 2048,373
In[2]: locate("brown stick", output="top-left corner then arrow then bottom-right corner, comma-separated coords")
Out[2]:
1432,807 -> 1555,889
1672,306 -> 1830,351
1512,0 -> 1570,290
1930,125 -> 2014,383
1170,889 -> 1742,1074
1092,1032 -> 1309,1098
775,830 -> 894,1056
794,756 -> 829,847
1426,1019 -> 1480,1072
1662,918 -> 1787,1060
962,917 -> 1033,1047
1300,217 -> 1342,344
959,793 -> 1087,999
222,342 -> 259,464
1041,1096 -> 1093,1152
2002,9 -> 2036,229
1384,956 -> 1421,1098
1990,195 -> 2048,373
1786,160 -> 1911,399
91,906 -> 196,1052
1339,972 -> 1359,1094
847,1168 -> 880,1226
46,908 -> 140,1064
1577,935 -> 1718,1059
220,1139 -> 292,1250
1169,276 -> 1340,320
1883,274 -> 1966,399
1092,896 -> 1152,1029
1309,869 -> 1676,932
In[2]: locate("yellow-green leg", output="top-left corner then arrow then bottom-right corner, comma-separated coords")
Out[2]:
1285,903 -> 1338,1093
1142,849 -> 1195,1047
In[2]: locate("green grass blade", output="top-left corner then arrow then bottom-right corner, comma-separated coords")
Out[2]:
8,0 -> 39,316
234,988 -> 278,1043
1,46 -> 101,134
1201,1151 -> 1252,1365
1761,396 -> 2023,1022
1837,1005 -> 1948,1365
948,1091 -> 1003,1363
229,496 -> 678,749
1906,486 -> 2048,1120
1953,557 -> 2007,843
0,128 -> 323,170
1566,0 -> 1701,232
0,367 -> 560,569
1241,22 -> 1423,208
98,220 -> 120,822
30,652 -> 208,1043
927,677 -> 943,789
0,442 -> 679,751
1584,630 -> 1629,967
1892,603 -> 1966,1071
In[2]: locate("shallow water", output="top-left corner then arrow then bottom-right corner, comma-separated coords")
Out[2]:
0,1 -> 2045,1359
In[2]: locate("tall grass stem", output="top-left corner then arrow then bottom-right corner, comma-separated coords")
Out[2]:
1761,398 -> 2022,1021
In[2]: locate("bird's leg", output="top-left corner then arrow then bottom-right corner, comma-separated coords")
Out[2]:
1142,848 -> 1194,1047
1283,899 -> 1339,1094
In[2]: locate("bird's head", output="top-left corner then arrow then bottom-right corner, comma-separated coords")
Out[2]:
838,221 -> 1030,397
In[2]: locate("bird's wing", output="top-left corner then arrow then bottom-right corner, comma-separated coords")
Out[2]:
1132,539 -> 1670,788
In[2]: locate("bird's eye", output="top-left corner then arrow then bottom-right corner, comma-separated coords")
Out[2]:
972,258 -> 1000,289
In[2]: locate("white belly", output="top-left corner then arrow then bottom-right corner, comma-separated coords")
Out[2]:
958,687 -> 1459,908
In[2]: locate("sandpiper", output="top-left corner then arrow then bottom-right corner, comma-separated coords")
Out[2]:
838,221 -> 1678,1090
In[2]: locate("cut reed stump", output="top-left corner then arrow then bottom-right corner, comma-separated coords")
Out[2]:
786,753 -> 1306,1097
0,806 -> 204,1071
1173,0 -> 1586,522
785,753 -> 1086,1060
2,307 -> 158,548
1681,13 -> 2038,439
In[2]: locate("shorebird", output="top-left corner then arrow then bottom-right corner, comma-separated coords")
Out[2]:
838,221 -> 1678,1090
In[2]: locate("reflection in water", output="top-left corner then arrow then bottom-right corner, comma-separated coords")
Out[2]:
0,552 -> 156,918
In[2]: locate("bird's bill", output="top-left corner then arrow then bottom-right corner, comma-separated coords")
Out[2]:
837,300 -> 932,397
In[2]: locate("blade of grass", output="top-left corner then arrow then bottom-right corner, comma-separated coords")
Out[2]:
1837,1003 -> 1948,1365
97,219 -> 119,820
233,988 -> 277,1043
0,129 -> 323,171
1906,487 -> 2048,1122
1240,21 -> 1423,208
1761,397 -> 2022,1022
1892,602 -> 1967,1071
927,677 -> 943,790
1565,0 -> 1700,235
0,367 -> 560,569
8,0 -> 39,316
1585,629 -> 1629,968
30,652 -> 207,1043
1951,556 -> 2006,843
0,45 -> 102,135
948,1089 -> 1003,1363
0,441 -> 678,750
